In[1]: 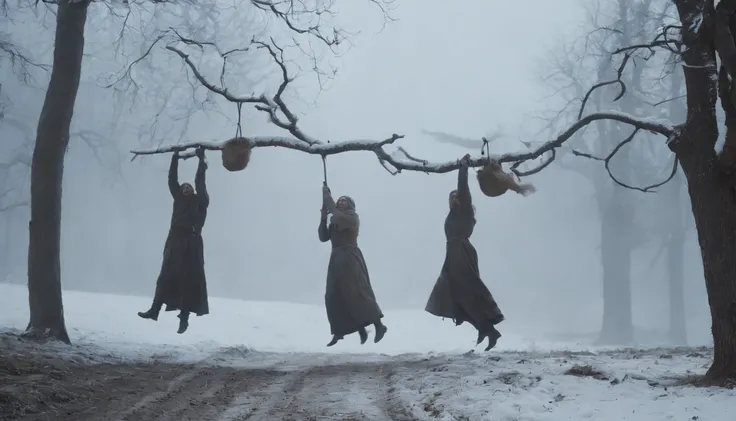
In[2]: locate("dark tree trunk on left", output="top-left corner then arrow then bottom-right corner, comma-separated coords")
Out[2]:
23,0 -> 90,344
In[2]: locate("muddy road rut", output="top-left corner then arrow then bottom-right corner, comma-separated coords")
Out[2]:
1,349 -> 433,421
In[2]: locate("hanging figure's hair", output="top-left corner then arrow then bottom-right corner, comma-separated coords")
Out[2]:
449,189 -> 476,214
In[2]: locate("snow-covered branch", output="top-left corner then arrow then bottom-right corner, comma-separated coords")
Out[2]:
131,110 -> 675,177
129,12 -> 676,180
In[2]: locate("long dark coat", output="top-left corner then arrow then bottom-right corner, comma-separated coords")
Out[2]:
318,214 -> 383,337
425,165 -> 504,333
153,154 -> 210,316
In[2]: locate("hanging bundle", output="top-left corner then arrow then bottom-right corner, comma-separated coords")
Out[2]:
221,137 -> 252,172
476,160 -> 537,197
475,136 -> 536,197
221,103 -> 251,172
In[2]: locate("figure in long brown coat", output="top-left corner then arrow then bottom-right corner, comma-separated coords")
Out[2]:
425,153 -> 505,350
138,147 -> 210,334
319,183 -> 388,347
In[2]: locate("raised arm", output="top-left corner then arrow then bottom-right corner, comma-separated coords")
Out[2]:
456,161 -> 472,208
168,152 -> 181,199
318,211 -> 331,242
195,154 -> 209,208
322,184 -> 337,213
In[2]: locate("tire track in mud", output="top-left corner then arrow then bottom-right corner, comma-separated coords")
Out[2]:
16,352 -> 433,421
227,358 -> 427,421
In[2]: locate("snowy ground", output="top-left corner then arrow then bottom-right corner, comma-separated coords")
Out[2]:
1,283 -> 734,421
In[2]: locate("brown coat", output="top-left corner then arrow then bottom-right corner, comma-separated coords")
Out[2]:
425,165 -> 504,333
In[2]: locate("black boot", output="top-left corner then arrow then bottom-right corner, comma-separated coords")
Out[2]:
138,302 -> 162,321
373,321 -> 387,343
358,327 -> 368,344
484,328 -> 502,351
177,312 -> 189,334
476,330 -> 485,346
327,334 -> 343,347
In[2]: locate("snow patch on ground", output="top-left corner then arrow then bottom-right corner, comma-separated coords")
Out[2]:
0,283 -> 598,362
2,283 -> 734,421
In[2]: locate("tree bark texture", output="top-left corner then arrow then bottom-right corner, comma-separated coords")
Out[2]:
673,0 -> 736,380
25,0 -> 90,344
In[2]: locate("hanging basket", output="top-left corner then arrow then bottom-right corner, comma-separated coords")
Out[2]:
221,137 -> 252,172
476,160 -> 536,197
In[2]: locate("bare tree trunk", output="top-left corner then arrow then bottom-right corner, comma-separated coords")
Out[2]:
597,188 -> 634,345
684,162 -> 736,381
666,225 -> 687,345
666,63 -> 687,346
24,0 -> 89,344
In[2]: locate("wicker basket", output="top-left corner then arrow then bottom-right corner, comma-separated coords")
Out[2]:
221,138 -> 251,172
476,161 -> 512,197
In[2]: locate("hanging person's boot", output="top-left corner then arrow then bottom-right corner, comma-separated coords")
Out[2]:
358,327 -> 368,344
373,321 -> 387,343
177,311 -> 190,334
137,301 -> 162,321
327,334 -> 343,347
484,327 -> 502,351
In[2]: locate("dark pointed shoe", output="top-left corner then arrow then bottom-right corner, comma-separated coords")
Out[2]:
137,309 -> 159,321
476,331 -> 485,346
359,328 -> 368,345
374,324 -> 387,343
484,329 -> 502,351
327,335 -> 342,347
176,314 -> 189,334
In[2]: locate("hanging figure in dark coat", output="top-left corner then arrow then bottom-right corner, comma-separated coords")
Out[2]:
425,153 -> 505,351
138,147 -> 210,334
319,183 -> 388,347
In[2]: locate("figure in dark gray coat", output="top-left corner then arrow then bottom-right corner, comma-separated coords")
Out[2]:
138,147 -> 210,334
425,154 -> 505,351
319,183 -> 387,347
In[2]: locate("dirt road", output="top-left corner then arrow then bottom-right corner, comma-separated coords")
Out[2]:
1,342 -> 432,421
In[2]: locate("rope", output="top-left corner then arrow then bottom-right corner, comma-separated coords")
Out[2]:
321,155 -> 328,185
235,103 -> 243,138
481,137 -> 490,156
320,155 -> 328,212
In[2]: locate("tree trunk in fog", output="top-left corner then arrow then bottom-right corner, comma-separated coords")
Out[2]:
597,189 -> 634,345
665,61 -> 687,346
0,216 -> 10,282
24,0 -> 90,344
666,226 -> 687,345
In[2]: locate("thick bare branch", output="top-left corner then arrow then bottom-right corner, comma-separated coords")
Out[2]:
571,128 -> 678,192
578,54 -> 629,120
131,111 -> 675,176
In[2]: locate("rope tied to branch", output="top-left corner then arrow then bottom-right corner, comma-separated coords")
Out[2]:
480,137 -> 490,157
235,103 -> 243,138
321,154 -> 328,185
221,103 -> 252,172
